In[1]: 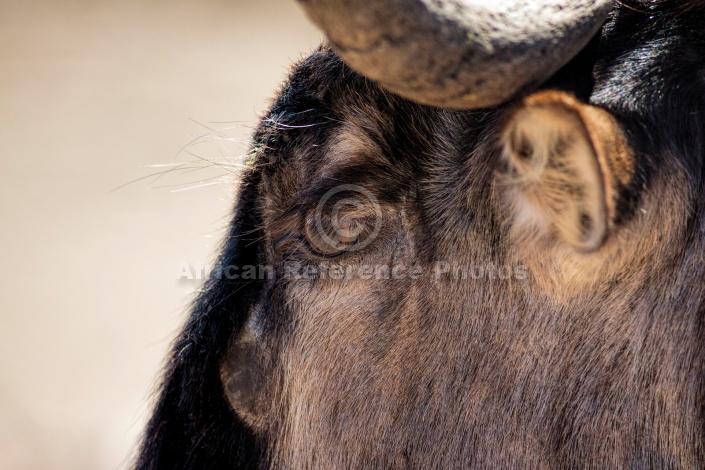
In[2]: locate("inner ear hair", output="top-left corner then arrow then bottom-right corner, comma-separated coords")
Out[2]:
500,90 -> 634,252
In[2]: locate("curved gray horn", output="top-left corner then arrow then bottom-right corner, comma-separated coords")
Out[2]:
296,0 -> 615,108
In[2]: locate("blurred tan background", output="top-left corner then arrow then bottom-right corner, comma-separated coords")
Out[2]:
0,1 -> 320,468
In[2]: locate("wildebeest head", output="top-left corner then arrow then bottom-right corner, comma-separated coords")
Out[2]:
138,1 -> 705,468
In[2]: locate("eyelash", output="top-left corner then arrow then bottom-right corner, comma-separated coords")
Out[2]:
272,231 -> 352,259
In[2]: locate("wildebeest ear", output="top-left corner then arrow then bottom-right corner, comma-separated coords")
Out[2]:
500,91 -> 634,252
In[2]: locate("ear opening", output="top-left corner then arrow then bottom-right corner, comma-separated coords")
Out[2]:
500,91 -> 634,252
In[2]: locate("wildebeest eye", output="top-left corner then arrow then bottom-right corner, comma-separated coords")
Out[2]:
303,212 -> 361,257
268,211 -> 360,259
270,184 -> 383,259
303,184 -> 383,258
271,223 -> 354,259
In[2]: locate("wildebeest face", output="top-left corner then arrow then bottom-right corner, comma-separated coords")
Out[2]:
218,6 -> 705,461
138,2 -> 705,469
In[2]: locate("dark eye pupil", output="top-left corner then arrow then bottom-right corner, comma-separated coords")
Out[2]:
517,139 -> 533,160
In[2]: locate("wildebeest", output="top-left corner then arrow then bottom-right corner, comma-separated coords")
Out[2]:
136,0 -> 705,468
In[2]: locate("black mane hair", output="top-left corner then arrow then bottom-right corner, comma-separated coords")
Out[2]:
134,160 -> 265,469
